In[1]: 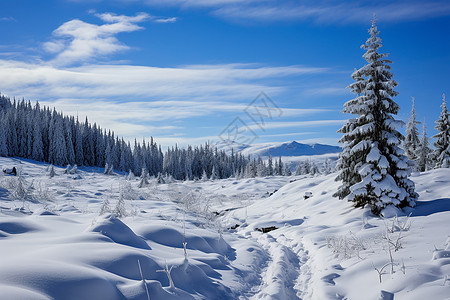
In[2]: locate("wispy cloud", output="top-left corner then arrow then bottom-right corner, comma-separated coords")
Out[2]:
0,17 -> 17,22
247,120 -> 346,131
107,0 -> 450,24
259,132 -> 316,138
304,87 -> 350,96
214,1 -> 450,24
0,60 -> 326,101
43,12 -> 150,66
154,17 -> 177,23
142,0 -> 252,8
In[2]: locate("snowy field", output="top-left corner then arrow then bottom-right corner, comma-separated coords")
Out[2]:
0,157 -> 449,300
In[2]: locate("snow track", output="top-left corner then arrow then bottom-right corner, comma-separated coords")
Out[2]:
249,233 -> 303,300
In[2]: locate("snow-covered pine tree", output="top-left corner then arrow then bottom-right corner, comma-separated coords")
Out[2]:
277,156 -> 283,175
82,117 -> 94,166
138,168 -> 149,188
48,164 -> 56,178
417,118 -> 432,172
432,94 -> 450,168
104,163 -> 110,175
69,164 -> 78,174
119,139 -> 128,172
323,159 -> 333,174
64,117 -> 76,164
156,172 -> 165,184
211,165 -> 218,180
267,155 -> 274,176
404,97 -> 420,169
25,108 -> 33,158
294,162 -> 303,175
334,17 -> 417,214
295,160 -> 310,175
201,169 -> 208,181
0,118 -> 8,156
256,161 -> 267,177
114,194 -> 127,218
99,197 -> 111,215
31,118 -> 44,161
283,164 -> 291,176
108,164 -> 114,175
52,116 -> 68,166
63,164 -> 70,174
310,161 -> 320,175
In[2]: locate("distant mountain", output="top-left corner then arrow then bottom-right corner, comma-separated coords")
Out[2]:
216,140 -> 341,158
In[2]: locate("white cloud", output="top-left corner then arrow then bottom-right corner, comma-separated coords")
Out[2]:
0,60 -> 326,101
96,12 -> 150,23
154,17 -> 177,23
43,13 -> 149,66
247,120 -> 345,131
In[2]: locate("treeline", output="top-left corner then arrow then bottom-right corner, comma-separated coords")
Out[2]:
0,95 -> 251,179
404,94 -> 450,171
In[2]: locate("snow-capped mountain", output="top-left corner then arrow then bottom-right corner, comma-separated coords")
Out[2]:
217,140 -> 341,158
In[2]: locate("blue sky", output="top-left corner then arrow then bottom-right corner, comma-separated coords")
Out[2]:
0,0 -> 449,148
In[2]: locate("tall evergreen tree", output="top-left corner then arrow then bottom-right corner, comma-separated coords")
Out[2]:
64,118 -> 76,164
334,17 -> 417,214
267,155 -> 274,176
0,118 -> 8,156
31,119 -> 44,161
52,116 -> 68,166
82,117 -> 93,166
432,94 -> 450,168
404,97 -> 420,168
74,117 -> 84,166
417,118 -> 432,172
277,156 -> 283,175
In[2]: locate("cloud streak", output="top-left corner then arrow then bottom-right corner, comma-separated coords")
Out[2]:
154,17 -> 177,23
0,60 -> 326,101
213,1 -> 450,24
92,0 -> 450,24
247,120 -> 346,131
0,17 -> 17,22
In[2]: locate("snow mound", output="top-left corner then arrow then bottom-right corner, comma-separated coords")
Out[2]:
0,260 -> 124,300
136,224 -> 232,256
0,284 -> 51,300
0,218 -> 41,234
89,214 -> 150,250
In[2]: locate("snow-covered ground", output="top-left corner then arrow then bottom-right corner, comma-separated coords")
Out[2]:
0,157 -> 449,300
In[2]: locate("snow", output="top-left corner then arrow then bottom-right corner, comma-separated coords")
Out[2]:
0,157 -> 449,299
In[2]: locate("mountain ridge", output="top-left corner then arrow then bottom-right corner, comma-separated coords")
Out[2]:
216,140 -> 341,158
